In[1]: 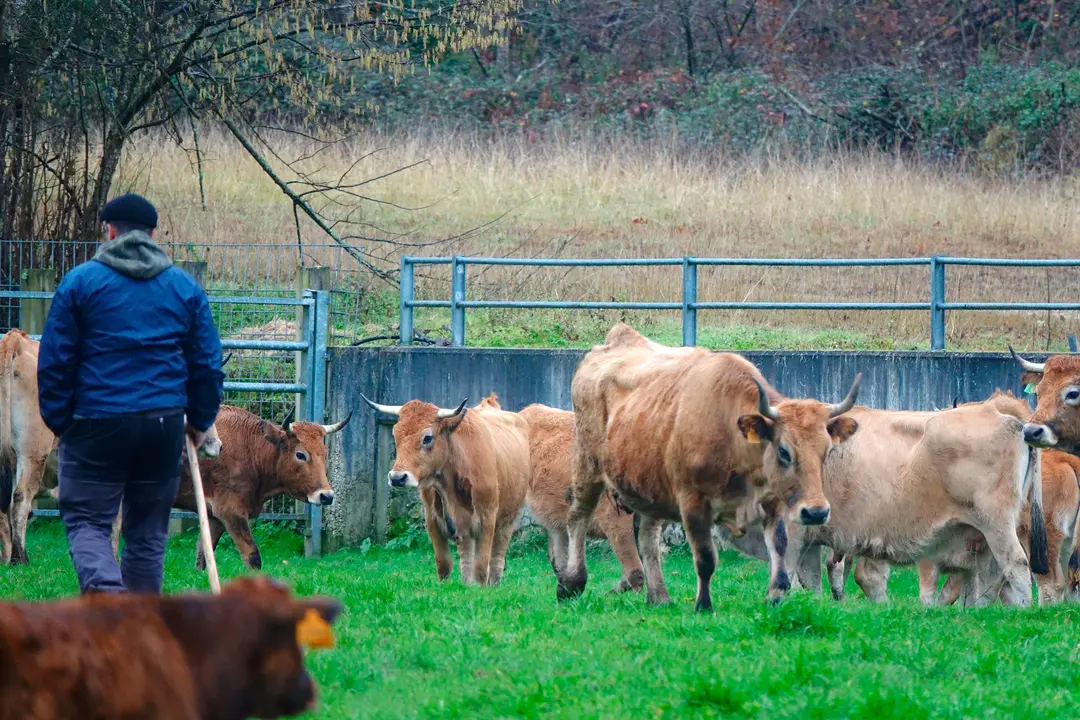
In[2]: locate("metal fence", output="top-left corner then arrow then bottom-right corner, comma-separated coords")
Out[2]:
399,255 -> 1080,350
17,289 -> 333,558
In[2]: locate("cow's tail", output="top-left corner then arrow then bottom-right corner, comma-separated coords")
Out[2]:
0,340 -> 12,512
1026,445 -> 1049,576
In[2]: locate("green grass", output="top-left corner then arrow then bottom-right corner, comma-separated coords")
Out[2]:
7,521 -> 1080,718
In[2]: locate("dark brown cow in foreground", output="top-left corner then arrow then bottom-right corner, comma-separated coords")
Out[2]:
361,393 -> 529,586
176,404 -> 351,571
560,323 -> 862,611
517,402 -> 645,594
0,576 -> 342,720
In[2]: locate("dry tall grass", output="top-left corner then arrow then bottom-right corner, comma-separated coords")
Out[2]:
113,126 -> 1080,349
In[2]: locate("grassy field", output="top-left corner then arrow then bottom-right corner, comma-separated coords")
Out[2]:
8,520 -> 1080,719
105,127 -> 1080,352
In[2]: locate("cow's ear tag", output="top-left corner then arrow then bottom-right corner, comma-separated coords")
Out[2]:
296,609 -> 334,650
1024,383 -> 1037,396
744,427 -> 761,444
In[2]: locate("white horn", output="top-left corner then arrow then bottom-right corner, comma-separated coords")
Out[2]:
436,398 -> 469,420
1009,345 -> 1045,374
321,412 -> 352,435
752,378 -> 780,421
360,394 -> 403,417
827,373 -> 862,418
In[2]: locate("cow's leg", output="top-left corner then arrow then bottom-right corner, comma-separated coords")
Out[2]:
421,487 -> 453,581
937,571 -> 966,606
0,510 -> 11,563
826,551 -> 847,601
980,524 -> 1033,607
1035,526 -> 1067,606
219,513 -> 261,570
558,443 -> 606,601
679,497 -> 717,612
793,544 -> 823,595
917,559 -> 941,606
762,514 -> 791,604
194,517 -> 227,572
472,507 -> 499,586
487,516 -> 518,585
853,556 -> 890,603
454,509 -> 477,585
606,520 -> 646,594
9,455 -> 46,565
638,514 -> 671,605
547,528 -> 568,577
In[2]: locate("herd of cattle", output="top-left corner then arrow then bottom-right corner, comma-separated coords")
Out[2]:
364,322 -> 1080,611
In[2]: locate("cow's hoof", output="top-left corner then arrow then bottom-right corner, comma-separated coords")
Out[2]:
695,599 -> 714,613
9,550 -> 28,566
247,549 -> 262,570
195,556 -> 206,572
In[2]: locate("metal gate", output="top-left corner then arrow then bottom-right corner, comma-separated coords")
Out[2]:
15,289 -> 332,558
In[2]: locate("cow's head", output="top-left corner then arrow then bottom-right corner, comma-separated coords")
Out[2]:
736,373 -> 862,527
207,576 -> 342,718
360,395 -> 469,489
1010,346 -> 1080,455
263,407 -> 351,506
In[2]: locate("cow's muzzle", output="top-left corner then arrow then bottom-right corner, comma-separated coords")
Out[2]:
1023,422 -> 1058,448
308,490 -> 335,506
388,471 -> 413,488
799,505 -> 831,526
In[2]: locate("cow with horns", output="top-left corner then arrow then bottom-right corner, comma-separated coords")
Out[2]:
361,393 -> 530,586
558,323 -> 862,611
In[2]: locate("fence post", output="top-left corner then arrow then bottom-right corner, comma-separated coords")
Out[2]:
399,256 -> 414,345
451,256 -> 466,346
1069,335 -> 1078,353
304,289 -> 331,559
18,269 -> 55,335
930,256 -> 946,351
682,257 -> 697,347
175,260 -> 207,288
297,266 -> 331,417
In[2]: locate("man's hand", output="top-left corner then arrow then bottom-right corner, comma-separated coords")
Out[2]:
186,425 -> 207,450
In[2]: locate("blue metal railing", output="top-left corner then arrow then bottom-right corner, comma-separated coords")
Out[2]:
399,256 -> 1080,350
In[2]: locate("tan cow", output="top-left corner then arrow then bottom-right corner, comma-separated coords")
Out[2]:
559,323 -> 862,611
779,390 -> 1047,607
516,401 -> 645,594
361,393 -> 530,586
0,329 -> 58,565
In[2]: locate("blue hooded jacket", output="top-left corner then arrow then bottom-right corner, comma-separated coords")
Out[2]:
37,231 -> 224,437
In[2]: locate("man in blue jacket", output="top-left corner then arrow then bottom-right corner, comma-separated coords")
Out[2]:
37,193 -> 224,595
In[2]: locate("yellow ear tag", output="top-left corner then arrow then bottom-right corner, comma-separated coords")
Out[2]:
744,427 -> 761,444
296,609 -> 335,650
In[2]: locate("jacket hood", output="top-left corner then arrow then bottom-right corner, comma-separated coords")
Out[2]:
93,230 -> 173,280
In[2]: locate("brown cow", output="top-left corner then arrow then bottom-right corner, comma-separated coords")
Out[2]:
517,401 -> 645,594
559,323 -> 862,611
361,393 -> 530,586
175,404 -> 351,571
0,576 -> 341,720
1011,346 -> 1080,457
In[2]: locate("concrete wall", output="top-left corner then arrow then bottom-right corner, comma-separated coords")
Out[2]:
322,346 -> 1042,551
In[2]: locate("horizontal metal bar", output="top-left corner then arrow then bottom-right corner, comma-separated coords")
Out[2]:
938,257 -> 1080,267
447,257 -> 685,267
689,257 -> 931,267
941,302 -> 1080,311
461,300 -> 683,310
31,509 -> 305,521
403,256 -> 453,265
224,381 -> 307,393
0,290 -> 53,299
693,301 -> 930,310
208,295 -> 314,306
407,300 -> 453,308
221,339 -> 308,351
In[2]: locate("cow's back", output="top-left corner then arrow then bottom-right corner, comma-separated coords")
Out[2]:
470,405 -> 530,521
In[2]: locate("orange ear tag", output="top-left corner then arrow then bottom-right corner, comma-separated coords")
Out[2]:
744,428 -> 761,444
296,609 -> 335,650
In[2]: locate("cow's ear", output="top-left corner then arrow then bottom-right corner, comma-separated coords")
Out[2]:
439,407 -> 467,435
827,416 -> 858,444
737,414 -> 773,444
1020,371 -> 1042,392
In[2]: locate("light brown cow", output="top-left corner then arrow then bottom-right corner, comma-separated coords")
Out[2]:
517,401 -> 645,594
559,323 -> 862,611
174,404 -> 350,571
778,390 -> 1047,607
361,393 -> 530,586
0,329 -> 58,566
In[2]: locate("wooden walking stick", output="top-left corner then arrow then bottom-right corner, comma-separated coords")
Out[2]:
186,433 -> 221,595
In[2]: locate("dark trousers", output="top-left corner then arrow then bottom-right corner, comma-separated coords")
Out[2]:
57,411 -> 184,595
